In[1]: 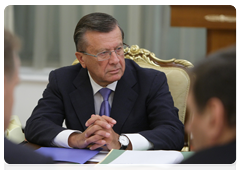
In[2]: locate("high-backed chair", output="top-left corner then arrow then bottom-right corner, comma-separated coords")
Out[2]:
72,45 -> 193,151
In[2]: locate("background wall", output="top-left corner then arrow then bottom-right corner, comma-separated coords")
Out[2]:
4,5 -> 206,127
12,68 -> 51,127
14,79 -> 48,127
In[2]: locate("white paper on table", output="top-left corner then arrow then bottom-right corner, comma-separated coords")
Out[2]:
109,150 -> 184,164
88,151 -> 109,162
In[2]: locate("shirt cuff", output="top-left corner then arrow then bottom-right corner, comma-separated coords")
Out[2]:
124,133 -> 153,150
52,130 -> 82,148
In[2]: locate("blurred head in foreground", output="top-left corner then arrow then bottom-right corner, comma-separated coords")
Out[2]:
186,46 -> 236,151
4,29 -> 21,131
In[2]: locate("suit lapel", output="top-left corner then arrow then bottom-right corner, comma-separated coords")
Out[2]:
69,62 -> 138,133
69,68 -> 95,130
111,66 -> 138,134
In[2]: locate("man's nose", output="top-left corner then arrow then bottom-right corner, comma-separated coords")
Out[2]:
109,51 -> 120,64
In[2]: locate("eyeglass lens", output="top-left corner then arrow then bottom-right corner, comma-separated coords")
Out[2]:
97,45 -> 127,61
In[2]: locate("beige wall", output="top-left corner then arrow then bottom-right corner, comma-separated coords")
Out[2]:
13,73 -> 48,127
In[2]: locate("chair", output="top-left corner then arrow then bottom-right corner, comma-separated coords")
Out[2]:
5,115 -> 25,144
72,45 -> 193,151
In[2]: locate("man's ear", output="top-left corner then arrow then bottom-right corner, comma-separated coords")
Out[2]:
205,98 -> 225,142
75,52 -> 86,68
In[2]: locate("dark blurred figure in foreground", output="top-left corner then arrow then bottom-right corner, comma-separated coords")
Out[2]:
4,29 -> 53,164
181,46 -> 236,164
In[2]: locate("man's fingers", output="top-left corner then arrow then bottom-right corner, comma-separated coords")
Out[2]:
94,130 -> 110,138
85,124 -> 110,138
89,141 -> 106,150
84,134 -> 105,146
85,115 -> 117,127
85,124 -> 101,137
85,115 -> 101,127
102,115 -> 117,125
94,119 -> 111,129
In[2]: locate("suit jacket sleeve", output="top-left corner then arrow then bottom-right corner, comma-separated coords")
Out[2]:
139,71 -> 184,150
25,70 -> 67,146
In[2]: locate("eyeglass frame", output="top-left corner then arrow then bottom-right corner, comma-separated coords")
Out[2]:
78,43 -> 130,61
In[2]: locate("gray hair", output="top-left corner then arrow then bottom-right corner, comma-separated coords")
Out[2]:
73,12 -> 124,52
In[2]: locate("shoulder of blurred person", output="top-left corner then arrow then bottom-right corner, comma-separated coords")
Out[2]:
182,45 -> 236,164
181,139 -> 235,164
4,138 -> 53,164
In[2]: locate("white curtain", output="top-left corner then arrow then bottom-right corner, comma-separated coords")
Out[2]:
4,6 -> 14,32
9,5 -> 206,70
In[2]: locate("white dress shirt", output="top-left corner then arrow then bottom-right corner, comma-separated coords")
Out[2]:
53,72 -> 153,150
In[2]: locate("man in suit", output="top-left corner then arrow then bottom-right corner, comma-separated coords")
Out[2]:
181,46 -> 236,164
4,29 -> 53,163
25,12 -> 184,151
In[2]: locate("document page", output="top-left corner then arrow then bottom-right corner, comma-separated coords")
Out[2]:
88,151 -> 109,162
109,150 -> 184,164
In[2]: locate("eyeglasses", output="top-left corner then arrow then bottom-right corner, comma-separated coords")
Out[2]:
79,43 -> 130,61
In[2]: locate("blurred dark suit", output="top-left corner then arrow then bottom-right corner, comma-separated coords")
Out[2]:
4,137 -> 53,164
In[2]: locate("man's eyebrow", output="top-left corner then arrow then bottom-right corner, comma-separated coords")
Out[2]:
96,43 -> 123,53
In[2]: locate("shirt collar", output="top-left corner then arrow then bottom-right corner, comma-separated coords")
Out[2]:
88,71 -> 117,95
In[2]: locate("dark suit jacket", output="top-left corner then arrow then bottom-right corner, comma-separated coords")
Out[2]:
4,137 -> 53,164
181,140 -> 236,164
25,59 -> 184,150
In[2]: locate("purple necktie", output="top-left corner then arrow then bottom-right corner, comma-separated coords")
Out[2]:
99,88 -> 112,116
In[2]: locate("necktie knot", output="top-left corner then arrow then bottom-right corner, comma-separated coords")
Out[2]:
99,88 -> 112,101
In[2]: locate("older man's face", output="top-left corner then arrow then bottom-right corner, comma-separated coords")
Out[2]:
77,26 -> 125,87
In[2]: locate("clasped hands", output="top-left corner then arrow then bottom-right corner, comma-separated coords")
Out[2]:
68,114 -> 120,150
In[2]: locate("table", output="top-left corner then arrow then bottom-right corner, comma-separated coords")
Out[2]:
25,143 -> 162,170
56,165 -> 161,170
